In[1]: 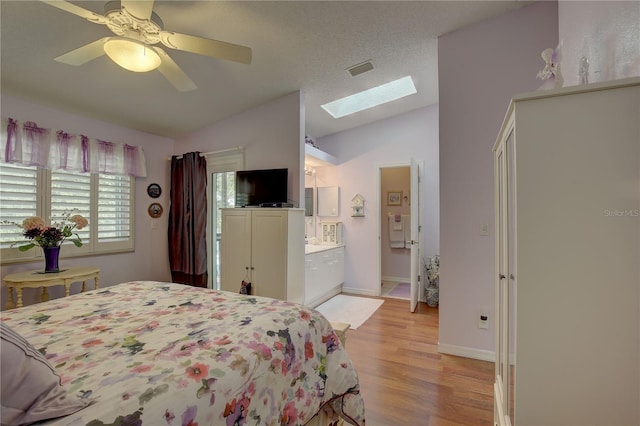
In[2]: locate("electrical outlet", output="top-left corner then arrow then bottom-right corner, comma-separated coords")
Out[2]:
479,309 -> 489,329
479,317 -> 489,329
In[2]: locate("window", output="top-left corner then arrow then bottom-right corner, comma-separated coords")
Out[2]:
0,162 -> 134,262
204,148 -> 244,289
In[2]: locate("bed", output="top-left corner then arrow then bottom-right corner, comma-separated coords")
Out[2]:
0,281 -> 365,426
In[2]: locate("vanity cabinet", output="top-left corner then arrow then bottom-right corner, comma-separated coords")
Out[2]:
305,246 -> 344,307
220,208 -> 304,303
493,78 -> 639,426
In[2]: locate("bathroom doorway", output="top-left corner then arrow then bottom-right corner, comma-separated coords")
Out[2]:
378,160 -> 422,312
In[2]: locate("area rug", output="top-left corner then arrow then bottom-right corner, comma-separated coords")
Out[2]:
388,282 -> 410,298
314,294 -> 384,330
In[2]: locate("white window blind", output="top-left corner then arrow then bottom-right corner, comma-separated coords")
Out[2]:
0,162 -> 134,262
98,174 -> 131,243
0,163 -> 38,249
51,170 -> 91,245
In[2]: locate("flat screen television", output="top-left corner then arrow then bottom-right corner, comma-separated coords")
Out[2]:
235,168 -> 288,207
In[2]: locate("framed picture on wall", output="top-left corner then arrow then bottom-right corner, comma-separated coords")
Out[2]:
387,191 -> 402,206
147,183 -> 162,198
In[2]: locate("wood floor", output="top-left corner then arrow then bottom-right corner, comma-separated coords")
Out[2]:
344,297 -> 494,426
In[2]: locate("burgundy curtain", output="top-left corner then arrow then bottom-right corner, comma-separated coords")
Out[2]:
168,152 -> 208,287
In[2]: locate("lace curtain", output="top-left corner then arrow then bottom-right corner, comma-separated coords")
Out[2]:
1,117 -> 147,177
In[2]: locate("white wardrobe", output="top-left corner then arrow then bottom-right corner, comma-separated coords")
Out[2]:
220,208 -> 304,303
493,78 -> 639,426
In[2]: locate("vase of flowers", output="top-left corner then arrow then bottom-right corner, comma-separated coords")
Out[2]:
424,255 -> 440,308
8,211 -> 88,273
43,246 -> 61,273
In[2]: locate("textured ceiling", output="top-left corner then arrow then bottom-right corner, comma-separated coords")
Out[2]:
1,1 -> 528,139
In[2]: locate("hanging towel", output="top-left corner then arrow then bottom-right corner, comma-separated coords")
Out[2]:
393,214 -> 402,230
388,214 -> 405,248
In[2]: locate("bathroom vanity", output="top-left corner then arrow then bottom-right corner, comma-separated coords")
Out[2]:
304,244 -> 344,308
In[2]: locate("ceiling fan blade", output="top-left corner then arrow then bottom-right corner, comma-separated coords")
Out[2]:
153,47 -> 197,92
121,0 -> 154,21
160,31 -> 252,65
40,0 -> 109,24
54,37 -> 110,66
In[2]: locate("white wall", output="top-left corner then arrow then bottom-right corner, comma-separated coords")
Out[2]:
558,1 -> 640,87
438,1 -> 558,358
176,91 -> 304,207
0,94 -> 175,307
318,104 -> 439,296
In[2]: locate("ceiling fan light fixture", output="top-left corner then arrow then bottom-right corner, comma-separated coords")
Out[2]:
103,38 -> 161,72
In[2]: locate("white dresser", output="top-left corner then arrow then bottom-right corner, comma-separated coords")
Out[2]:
220,208 -> 304,303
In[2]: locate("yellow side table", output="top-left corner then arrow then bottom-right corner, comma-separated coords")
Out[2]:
3,266 -> 100,309
329,321 -> 350,347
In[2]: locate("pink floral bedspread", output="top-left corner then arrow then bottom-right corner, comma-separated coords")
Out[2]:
1,281 -> 365,425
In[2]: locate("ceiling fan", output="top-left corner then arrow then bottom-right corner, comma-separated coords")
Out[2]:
41,0 -> 252,91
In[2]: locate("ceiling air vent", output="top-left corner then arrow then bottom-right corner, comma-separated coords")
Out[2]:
346,60 -> 374,77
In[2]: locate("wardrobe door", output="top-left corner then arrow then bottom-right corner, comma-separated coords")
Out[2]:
506,130 -> 516,424
494,126 -> 515,426
251,209 -> 288,300
220,209 -> 252,293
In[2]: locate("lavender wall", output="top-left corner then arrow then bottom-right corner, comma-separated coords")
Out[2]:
176,91 -> 304,207
318,104 -> 439,297
438,1 -> 558,358
0,94 -> 175,307
558,1 -> 640,86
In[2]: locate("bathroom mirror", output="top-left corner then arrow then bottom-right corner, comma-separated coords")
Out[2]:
304,188 -> 314,217
317,186 -> 339,216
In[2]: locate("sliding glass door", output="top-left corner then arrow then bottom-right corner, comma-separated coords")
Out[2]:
204,148 -> 244,289
210,171 -> 235,289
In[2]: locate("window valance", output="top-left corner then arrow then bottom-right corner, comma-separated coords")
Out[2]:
1,117 -> 147,177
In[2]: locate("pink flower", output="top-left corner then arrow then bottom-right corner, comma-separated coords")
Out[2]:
299,310 -> 311,321
69,215 -> 88,230
282,401 -> 298,425
10,210 -> 88,250
22,216 -> 46,231
82,338 -> 104,348
185,362 -> 209,381
131,364 -> 153,373
305,340 -> 314,360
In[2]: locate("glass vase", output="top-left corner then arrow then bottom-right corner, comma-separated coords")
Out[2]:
43,246 -> 60,273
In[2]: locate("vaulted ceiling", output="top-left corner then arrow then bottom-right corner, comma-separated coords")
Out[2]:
1,1 -> 527,139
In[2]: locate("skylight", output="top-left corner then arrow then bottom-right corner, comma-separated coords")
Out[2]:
321,76 -> 417,119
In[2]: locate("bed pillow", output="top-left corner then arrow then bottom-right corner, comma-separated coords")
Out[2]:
1,322 -> 88,426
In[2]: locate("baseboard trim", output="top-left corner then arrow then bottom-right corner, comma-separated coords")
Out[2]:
438,343 -> 495,362
341,286 -> 379,297
381,275 -> 410,283
306,285 -> 342,308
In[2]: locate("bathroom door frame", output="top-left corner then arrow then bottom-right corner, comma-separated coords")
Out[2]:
376,159 -> 424,309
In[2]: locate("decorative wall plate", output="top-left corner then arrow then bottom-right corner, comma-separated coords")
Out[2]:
147,183 -> 162,198
148,203 -> 163,218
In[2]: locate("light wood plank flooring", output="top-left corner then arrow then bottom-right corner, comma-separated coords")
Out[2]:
344,297 -> 494,426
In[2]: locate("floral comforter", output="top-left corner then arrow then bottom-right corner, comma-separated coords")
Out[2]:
1,281 -> 365,425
